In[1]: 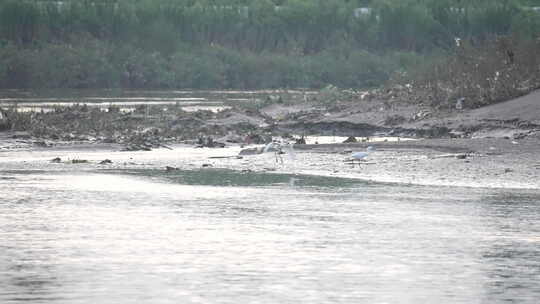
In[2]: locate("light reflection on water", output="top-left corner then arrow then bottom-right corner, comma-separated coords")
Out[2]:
0,101 -> 229,114
0,88 -> 310,114
1,169 -> 539,303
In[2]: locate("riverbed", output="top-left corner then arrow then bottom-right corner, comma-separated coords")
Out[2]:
1,144 -> 539,303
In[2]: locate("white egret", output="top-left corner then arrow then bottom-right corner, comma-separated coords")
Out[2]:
349,146 -> 375,167
263,142 -> 280,153
262,141 -> 295,164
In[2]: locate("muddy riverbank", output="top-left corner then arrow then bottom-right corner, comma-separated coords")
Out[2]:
2,88 -> 540,148
1,89 -> 539,189
1,132 -> 539,190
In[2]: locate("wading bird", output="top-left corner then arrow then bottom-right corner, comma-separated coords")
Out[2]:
263,141 -> 295,163
349,146 -> 375,167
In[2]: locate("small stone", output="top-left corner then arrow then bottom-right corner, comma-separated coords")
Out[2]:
343,136 -> 357,143
239,147 -> 261,155
71,159 -> 88,164
33,141 -> 49,147
295,137 -> 306,144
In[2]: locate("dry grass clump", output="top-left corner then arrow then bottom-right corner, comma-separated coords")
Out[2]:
411,36 -> 540,109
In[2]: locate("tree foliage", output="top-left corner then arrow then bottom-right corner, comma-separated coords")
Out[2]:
0,0 -> 539,89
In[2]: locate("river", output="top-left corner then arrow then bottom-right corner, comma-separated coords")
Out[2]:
0,89 -> 314,114
1,145 -> 539,303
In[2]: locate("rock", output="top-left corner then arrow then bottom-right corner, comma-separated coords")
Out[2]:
62,133 -> 77,141
122,144 -> 152,151
343,136 -> 357,143
102,137 -> 116,143
456,154 -> 468,159
71,159 -> 89,164
244,133 -> 267,145
432,153 -> 467,159
11,132 -> 31,139
239,147 -> 261,155
266,95 -> 283,103
33,141 -> 49,147
196,136 -> 225,148
295,137 -> 306,144
412,110 -> 432,121
219,133 -> 243,144
449,130 -> 466,138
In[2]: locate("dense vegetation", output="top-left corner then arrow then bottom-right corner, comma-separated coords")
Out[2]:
1,0 -> 540,90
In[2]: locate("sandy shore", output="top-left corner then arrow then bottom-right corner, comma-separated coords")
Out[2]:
1,133 -> 539,190
290,137 -> 540,189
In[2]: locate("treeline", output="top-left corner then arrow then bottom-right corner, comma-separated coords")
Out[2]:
1,0 -> 539,89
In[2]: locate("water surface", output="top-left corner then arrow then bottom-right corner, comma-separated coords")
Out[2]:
0,89 -> 313,113
1,165 -> 539,303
